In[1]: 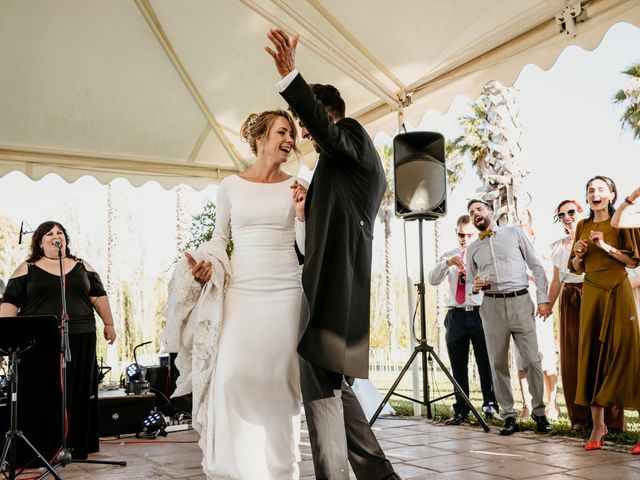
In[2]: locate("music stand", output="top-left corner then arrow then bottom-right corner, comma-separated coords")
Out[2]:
0,315 -> 63,480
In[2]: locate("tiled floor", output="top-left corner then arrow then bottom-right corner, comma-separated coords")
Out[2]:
17,417 -> 640,479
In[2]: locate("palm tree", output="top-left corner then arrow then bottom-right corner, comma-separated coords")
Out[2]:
175,184 -> 189,252
431,142 -> 465,348
613,63 -> 640,139
377,145 -> 397,353
105,182 -> 121,368
448,80 -> 531,227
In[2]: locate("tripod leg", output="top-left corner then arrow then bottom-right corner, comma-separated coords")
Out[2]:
0,434 -> 11,467
428,350 -> 490,432
17,433 -> 63,480
0,435 -> 14,479
370,348 -> 420,425
72,459 -> 127,466
0,434 -> 19,480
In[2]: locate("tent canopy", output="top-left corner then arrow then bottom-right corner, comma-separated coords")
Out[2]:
1,0 -> 639,189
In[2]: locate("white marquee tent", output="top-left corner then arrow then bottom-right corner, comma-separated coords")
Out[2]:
1,0 -> 639,189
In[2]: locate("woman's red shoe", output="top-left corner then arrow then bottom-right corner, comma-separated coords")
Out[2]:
585,427 -> 607,451
632,443 -> 640,455
585,440 -> 601,451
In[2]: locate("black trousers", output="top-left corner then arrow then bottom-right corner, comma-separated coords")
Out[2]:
444,308 -> 496,415
299,357 -> 396,480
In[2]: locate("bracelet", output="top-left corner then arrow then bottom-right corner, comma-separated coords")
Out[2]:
624,196 -> 635,205
104,323 -> 114,326
608,247 -> 618,256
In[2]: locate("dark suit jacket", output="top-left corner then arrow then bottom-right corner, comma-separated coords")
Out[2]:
281,73 -> 386,378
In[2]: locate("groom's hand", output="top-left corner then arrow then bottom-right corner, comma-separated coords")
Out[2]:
291,180 -> 307,221
265,28 -> 299,78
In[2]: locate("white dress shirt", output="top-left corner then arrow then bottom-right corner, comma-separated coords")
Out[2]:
429,246 -> 483,308
549,238 -> 583,284
275,69 -> 300,92
466,225 -> 550,304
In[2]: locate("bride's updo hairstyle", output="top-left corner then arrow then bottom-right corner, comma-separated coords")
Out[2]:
240,110 -> 300,156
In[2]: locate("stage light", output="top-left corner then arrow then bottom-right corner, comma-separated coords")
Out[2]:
126,363 -> 141,381
125,363 -> 150,394
137,410 -> 167,439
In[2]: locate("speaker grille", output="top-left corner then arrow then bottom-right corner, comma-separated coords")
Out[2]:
395,154 -> 446,219
393,131 -> 447,220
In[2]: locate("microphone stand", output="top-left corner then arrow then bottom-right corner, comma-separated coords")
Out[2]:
40,244 -> 125,479
55,243 -> 72,467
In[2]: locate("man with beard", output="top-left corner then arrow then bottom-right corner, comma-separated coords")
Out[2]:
428,214 -> 499,425
465,199 -> 553,436
266,28 -> 401,479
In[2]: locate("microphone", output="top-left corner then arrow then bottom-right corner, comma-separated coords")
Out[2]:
18,221 -> 23,245
53,241 -> 63,249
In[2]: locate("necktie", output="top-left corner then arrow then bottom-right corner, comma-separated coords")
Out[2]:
455,275 -> 466,305
455,249 -> 466,305
478,228 -> 494,240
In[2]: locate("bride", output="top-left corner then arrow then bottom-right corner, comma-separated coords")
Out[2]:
165,109 -> 306,479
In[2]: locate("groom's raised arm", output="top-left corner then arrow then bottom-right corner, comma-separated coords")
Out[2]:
265,28 -> 364,164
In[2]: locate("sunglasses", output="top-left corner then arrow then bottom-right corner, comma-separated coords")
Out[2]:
457,232 -> 474,239
555,209 -> 576,221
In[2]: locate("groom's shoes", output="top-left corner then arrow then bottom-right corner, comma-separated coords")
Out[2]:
532,413 -> 553,433
499,416 -> 519,436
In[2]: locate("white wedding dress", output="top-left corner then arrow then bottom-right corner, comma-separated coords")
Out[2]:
206,174 -> 304,479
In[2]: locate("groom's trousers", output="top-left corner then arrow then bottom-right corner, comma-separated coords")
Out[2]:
299,358 -> 397,480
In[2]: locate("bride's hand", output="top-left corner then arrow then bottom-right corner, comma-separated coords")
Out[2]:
185,252 -> 212,283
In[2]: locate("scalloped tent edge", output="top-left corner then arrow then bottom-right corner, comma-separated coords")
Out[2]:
0,0 -> 638,190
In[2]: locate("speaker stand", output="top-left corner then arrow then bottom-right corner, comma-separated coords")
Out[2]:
369,219 -> 490,432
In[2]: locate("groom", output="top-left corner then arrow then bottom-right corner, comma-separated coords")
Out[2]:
266,29 -> 400,480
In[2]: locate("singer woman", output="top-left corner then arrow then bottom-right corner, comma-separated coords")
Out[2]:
0,221 -> 116,462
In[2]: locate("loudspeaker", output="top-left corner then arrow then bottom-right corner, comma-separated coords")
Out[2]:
98,390 -> 155,437
146,365 -> 170,414
393,131 -> 447,220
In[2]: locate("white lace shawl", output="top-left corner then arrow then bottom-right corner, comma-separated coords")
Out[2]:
163,240 -> 230,436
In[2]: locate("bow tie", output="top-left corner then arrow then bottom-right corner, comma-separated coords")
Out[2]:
478,229 -> 494,240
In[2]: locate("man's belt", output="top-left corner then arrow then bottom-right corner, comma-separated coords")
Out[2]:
448,305 -> 480,311
483,288 -> 528,298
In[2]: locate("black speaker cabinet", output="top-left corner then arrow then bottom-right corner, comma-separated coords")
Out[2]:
146,365 -> 170,413
98,389 -> 155,437
393,131 -> 447,220
168,352 -> 192,415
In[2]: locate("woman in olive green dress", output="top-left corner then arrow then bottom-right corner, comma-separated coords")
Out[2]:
569,176 -> 640,453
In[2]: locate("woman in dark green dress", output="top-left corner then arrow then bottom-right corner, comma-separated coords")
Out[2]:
0,221 -> 116,463
569,176 -> 640,453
